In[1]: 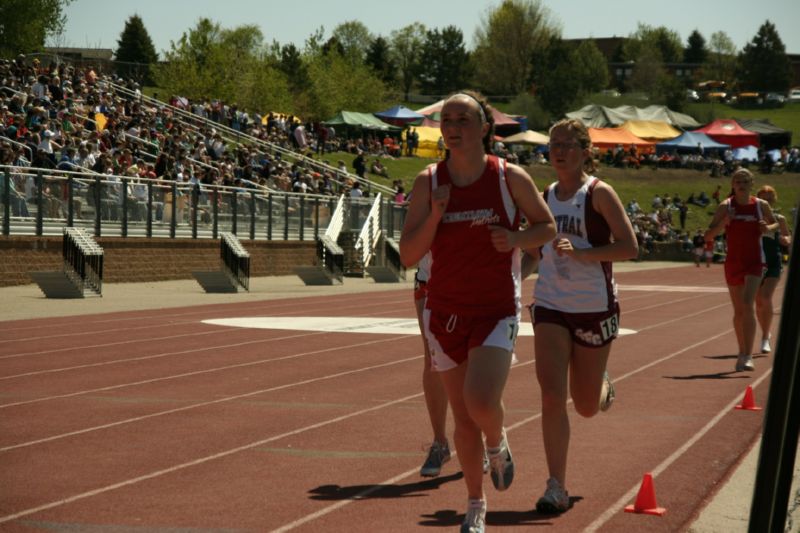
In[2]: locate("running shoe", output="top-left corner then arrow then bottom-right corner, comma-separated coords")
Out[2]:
488,430 -> 514,491
461,499 -> 486,533
599,371 -> 615,412
761,336 -> 772,354
420,441 -> 450,477
735,354 -> 755,372
536,477 -> 570,514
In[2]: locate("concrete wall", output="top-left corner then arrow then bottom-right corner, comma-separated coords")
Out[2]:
0,236 -> 317,287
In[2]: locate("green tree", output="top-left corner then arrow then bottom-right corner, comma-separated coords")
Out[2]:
573,40 -> 610,94
0,0 -> 73,56
277,43 -> 310,94
626,45 -> 667,96
472,0 -> 559,96
683,30 -> 707,64
416,26 -> 471,96
331,20 -> 372,66
738,20 -> 791,92
365,36 -> 396,85
304,51 -> 390,120
623,23 -> 683,63
115,14 -> 158,84
705,31 -> 737,83
390,23 -> 426,100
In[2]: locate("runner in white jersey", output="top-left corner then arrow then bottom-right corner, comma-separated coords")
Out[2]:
528,118 -> 638,515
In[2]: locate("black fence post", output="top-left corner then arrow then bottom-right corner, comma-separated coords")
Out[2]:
191,183 -> 199,239
67,176 -> 74,226
283,193 -> 289,240
121,178 -> 129,238
299,196 -> 305,241
94,176 -> 101,237
146,181 -> 153,238
212,187 -> 219,239
2,168 -> 10,236
231,190 -> 238,235
314,197 -> 320,240
249,191 -> 256,240
35,171 -> 43,236
267,194 -> 273,240
170,182 -> 177,238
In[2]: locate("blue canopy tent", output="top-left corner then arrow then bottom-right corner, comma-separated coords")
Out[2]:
732,145 -> 759,162
655,131 -> 730,155
373,105 -> 426,127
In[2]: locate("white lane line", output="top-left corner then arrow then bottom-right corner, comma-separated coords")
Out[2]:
0,390 -> 426,525
584,369 -> 772,532
620,284 -> 728,293
0,346 -> 420,452
270,328 -> 737,531
0,335 -> 406,410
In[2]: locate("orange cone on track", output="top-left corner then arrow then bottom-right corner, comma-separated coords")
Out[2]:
624,473 -> 667,516
735,385 -> 762,411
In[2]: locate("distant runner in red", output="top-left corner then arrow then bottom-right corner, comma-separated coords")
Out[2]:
705,168 -> 775,372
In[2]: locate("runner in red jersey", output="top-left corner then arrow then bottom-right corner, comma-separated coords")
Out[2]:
705,168 -> 775,372
400,91 -> 555,533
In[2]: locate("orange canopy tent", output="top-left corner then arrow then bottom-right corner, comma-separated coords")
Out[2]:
588,127 -> 655,153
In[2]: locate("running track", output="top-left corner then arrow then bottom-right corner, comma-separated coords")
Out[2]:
0,266 -> 779,532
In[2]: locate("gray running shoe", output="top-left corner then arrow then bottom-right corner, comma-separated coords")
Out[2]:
536,477 -> 570,514
420,441 -> 450,477
461,500 -> 486,533
736,354 -> 755,372
488,431 -> 514,491
599,371 -> 615,412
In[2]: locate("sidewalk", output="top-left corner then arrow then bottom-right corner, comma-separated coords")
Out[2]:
3,262 -> 797,531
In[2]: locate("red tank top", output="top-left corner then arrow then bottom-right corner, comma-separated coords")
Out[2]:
725,196 -> 764,265
426,156 -> 521,317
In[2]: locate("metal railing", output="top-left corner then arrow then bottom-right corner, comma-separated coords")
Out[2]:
2,165 -> 347,241
353,194 -> 383,270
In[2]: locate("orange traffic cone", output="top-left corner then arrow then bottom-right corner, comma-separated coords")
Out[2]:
624,473 -> 667,516
735,385 -> 762,411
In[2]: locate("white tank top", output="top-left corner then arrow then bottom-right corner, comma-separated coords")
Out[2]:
534,176 -> 616,313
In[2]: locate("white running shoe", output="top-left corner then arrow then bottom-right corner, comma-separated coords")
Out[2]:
488,430 -> 514,491
761,337 -> 772,354
599,371 -> 615,412
736,354 -> 755,372
461,499 -> 486,533
536,477 -> 570,514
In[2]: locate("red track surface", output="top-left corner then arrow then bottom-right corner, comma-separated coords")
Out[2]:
0,266 -> 778,532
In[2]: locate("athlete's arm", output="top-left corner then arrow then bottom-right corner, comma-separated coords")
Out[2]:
400,168 -> 448,267
777,214 -> 792,247
488,163 -> 555,253
705,200 -> 729,242
563,181 -> 638,262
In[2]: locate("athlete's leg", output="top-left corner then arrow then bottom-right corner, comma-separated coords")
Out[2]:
416,297 -> 448,444
463,345 -> 512,450
756,276 -> 779,344
535,322 -> 572,485
439,362 -> 484,500
569,343 -> 612,418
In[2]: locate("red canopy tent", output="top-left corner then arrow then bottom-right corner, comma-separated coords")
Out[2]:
416,99 -> 520,127
694,119 -> 759,148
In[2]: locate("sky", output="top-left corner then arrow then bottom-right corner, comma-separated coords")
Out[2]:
55,0 -> 800,56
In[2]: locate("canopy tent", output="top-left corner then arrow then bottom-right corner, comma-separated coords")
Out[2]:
735,119 -> 792,150
566,104 -> 700,129
501,130 -> 550,145
323,111 -> 401,131
619,120 -> 681,141
732,145 -> 759,162
694,120 -> 758,149
655,131 -> 730,154
415,100 -> 522,132
373,105 -> 425,127
587,127 -> 654,152
405,126 -> 442,159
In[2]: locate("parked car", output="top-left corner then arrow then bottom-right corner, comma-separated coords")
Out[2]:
765,92 -> 786,104
686,89 -> 700,102
788,89 -> 800,103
